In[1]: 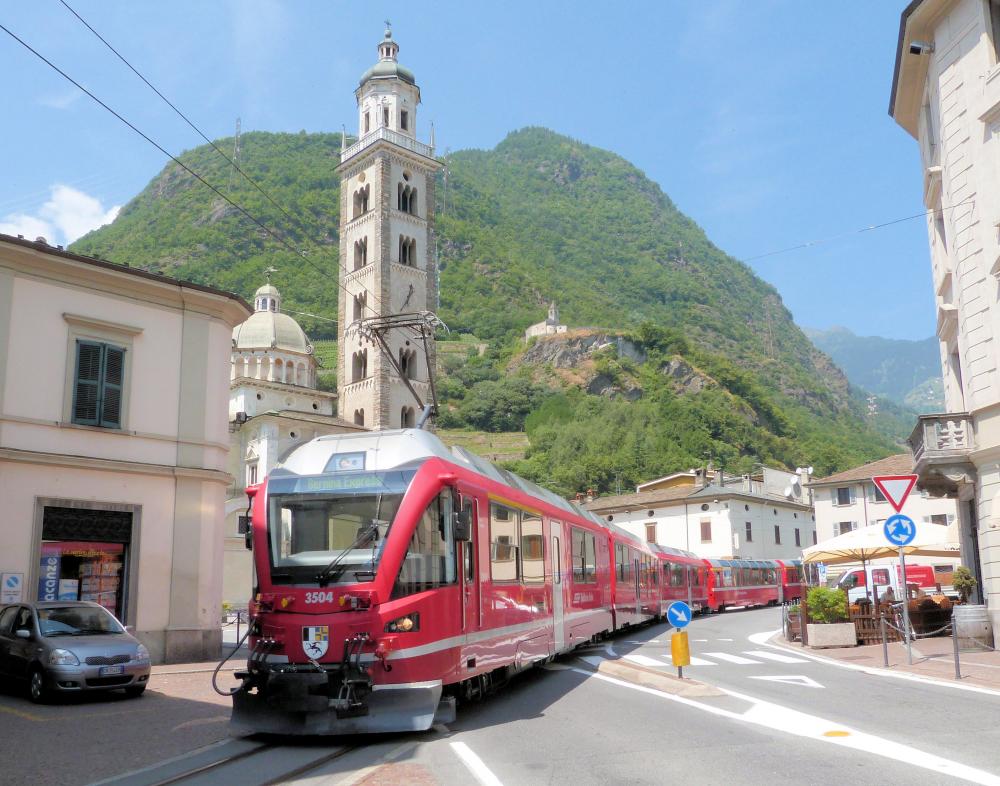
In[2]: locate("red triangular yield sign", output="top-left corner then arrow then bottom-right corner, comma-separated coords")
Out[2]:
872,474 -> 918,513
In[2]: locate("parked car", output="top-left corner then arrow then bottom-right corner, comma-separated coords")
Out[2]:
0,601 -> 150,703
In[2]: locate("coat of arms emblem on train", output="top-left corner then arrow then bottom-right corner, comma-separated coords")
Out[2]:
302,626 -> 329,658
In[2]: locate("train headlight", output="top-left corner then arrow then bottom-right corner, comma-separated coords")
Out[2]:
385,612 -> 419,633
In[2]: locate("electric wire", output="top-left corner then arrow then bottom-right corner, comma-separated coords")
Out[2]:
741,198 -> 976,263
55,0 -> 382,315
0,21 -> 380,318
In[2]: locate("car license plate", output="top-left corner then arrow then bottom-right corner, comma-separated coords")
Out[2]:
99,664 -> 124,676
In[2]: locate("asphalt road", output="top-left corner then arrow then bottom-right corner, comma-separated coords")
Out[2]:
89,606 -> 1000,785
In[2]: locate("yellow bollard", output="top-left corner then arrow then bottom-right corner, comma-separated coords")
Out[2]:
671,630 -> 691,674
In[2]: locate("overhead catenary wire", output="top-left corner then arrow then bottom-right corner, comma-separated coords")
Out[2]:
741,198 -> 977,264
55,0 -> 380,314
0,20 -> 381,317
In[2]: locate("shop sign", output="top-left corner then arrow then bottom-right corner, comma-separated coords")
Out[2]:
38,555 -> 61,601
1,573 -> 24,603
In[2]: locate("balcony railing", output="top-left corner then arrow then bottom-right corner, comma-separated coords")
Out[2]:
909,413 -> 974,467
341,127 -> 435,163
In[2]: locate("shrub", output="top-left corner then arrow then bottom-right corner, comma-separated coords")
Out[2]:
806,587 -> 848,624
953,566 -> 977,603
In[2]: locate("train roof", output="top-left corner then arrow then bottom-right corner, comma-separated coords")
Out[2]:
649,544 -> 701,561
707,558 -> 780,569
274,429 -> 609,529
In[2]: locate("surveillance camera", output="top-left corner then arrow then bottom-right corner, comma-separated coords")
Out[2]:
909,40 -> 934,55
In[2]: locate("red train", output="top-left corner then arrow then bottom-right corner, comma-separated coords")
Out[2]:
231,430 -> 804,735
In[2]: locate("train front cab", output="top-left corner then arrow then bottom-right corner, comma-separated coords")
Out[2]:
705,559 -> 782,612
776,559 -> 805,604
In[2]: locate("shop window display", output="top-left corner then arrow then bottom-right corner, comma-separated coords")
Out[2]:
39,541 -> 125,618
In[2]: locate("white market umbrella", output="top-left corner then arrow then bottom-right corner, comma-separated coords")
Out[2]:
802,522 -> 957,566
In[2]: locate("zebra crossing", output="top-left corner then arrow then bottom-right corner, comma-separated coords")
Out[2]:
580,647 -> 809,670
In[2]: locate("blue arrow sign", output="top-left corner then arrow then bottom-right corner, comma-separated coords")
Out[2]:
884,514 -> 916,547
667,600 -> 692,629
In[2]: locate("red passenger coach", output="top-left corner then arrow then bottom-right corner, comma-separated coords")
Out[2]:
776,559 -> 805,604
652,545 -> 709,614
231,429 -> 621,736
704,558 -> 783,612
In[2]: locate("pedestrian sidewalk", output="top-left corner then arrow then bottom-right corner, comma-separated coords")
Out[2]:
772,633 -> 1000,692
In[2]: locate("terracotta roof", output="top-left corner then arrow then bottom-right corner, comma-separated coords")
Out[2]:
583,485 -> 695,513
810,453 -> 913,486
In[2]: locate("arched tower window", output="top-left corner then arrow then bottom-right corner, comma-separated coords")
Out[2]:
401,406 -> 415,428
297,362 -> 306,386
354,409 -> 365,426
408,188 -> 417,216
352,291 -> 368,321
353,237 -> 368,270
353,185 -> 369,218
351,349 -> 369,382
399,347 -> 418,380
398,236 -> 417,266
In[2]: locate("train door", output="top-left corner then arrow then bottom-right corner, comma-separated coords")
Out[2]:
634,555 -> 641,616
459,493 -> 480,632
551,520 -> 564,652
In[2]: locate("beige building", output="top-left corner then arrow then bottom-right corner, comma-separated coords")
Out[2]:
890,0 -> 1000,613
524,302 -> 568,342
0,233 -> 250,663
337,27 -> 442,430
224,280 -> 361,604
584,467 -> 816,562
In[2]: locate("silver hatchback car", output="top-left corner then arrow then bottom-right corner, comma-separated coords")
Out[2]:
0,601 -> 151,703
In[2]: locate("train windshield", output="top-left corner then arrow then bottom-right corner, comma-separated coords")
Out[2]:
266,470 -> 416,585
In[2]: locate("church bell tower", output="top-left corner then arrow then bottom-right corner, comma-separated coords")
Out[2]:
336,26 -> 442,430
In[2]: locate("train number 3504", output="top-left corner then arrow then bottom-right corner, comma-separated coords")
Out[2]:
304,591 -> 335,604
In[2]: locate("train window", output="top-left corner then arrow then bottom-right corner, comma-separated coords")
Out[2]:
722,568 -> 734,587
571,527 -> 596,584
462,499 -> 476,585
392,491 -> 457,598
490,503 -> 519,582
520,512 -> 544,584
691,567 -> 700,586
670,563 -> 684,587
553,532 -> 561,585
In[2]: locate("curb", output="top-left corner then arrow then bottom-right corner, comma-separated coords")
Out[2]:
593,658 -> 724,698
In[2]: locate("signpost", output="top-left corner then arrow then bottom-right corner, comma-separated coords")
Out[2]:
883,513 -> 916,665
667,600 -> 692,678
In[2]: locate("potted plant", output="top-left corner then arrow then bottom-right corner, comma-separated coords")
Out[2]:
805,587 -> 856,647
953,566 -> 977,603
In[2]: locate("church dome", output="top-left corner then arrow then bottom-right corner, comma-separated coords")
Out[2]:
232,280 -> 313,354
360,27 -> 415,86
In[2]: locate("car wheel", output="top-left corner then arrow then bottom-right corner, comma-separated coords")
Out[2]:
124,685 -> 146,698
28,667 -> 50,704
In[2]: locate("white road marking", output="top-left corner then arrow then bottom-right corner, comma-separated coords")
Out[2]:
622,653 -> 664,668
451,741 -> 505,786
748,675 -> 824,688
573,668 -> 1000,785
693,638 -> 708,642
702,652 -> 762,665
748,629 -> 1000,699
743,650 -> 808,664
660,654 -> 716,666
624,639 -> 660,644
717,638 -> 734,641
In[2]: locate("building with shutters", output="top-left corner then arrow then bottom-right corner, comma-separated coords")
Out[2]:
0,233 -> 250,663
583,466 -> 816,562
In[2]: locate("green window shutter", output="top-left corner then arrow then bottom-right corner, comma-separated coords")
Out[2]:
100,345 -> 125,428
73,341 -> 102,425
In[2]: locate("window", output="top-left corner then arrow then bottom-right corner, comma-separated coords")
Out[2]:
870,484 -> 887,503
400,407 -> 415,428
700,503 -> 710,512
393,490 -> 456,597
551,525 -> 562,585
835,487 -> 852,506
353,237 -> 368,270
364,111 -> 370,133
0,606 -> 16,635
400,110 -> 409,130
670,563 -> 685,587
615,543 -> 630,581
926,513 -> 949,527
399,348 -> 417,380
351,349 -> 368,382
774,525 -> 781,545
247,462 -> 258,487
838,521 -> 855,536
383,107 -> 390,127
645,523 -> 656,543
872,568 -> 890,586
812,531 -> 817,545
353,409 -> 364,426
745,522 -> 752,543
352,292 -> 367,321
352,185 -> 370,218
462,499 -> 476,585
794,528 -> 801,547
571,526 -> 596,584
72,341 -> 125,428
520,513 -> 544,583
490,504 -> 519,582
399,236 -> 417,266
700,519 -> 711,543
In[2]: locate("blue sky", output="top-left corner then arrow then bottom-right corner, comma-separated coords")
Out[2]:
0,1 -> 932,339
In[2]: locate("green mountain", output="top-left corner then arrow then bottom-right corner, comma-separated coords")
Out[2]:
804,326 -> 944,412
71,127 -> 905,494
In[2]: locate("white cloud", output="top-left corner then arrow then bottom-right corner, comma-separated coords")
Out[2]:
37,90 -> 82,110
0,185 -> 120,245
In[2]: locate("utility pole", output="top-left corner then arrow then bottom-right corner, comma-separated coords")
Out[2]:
228,117 -> 242,192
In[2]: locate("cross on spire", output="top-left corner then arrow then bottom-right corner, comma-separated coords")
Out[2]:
263,265 -> 278,282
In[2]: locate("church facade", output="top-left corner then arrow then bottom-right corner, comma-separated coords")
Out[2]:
336,28 -> 442,431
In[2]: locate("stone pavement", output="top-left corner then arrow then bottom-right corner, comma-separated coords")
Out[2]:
772,633 -> 1000,691
0,652 -> 249,786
